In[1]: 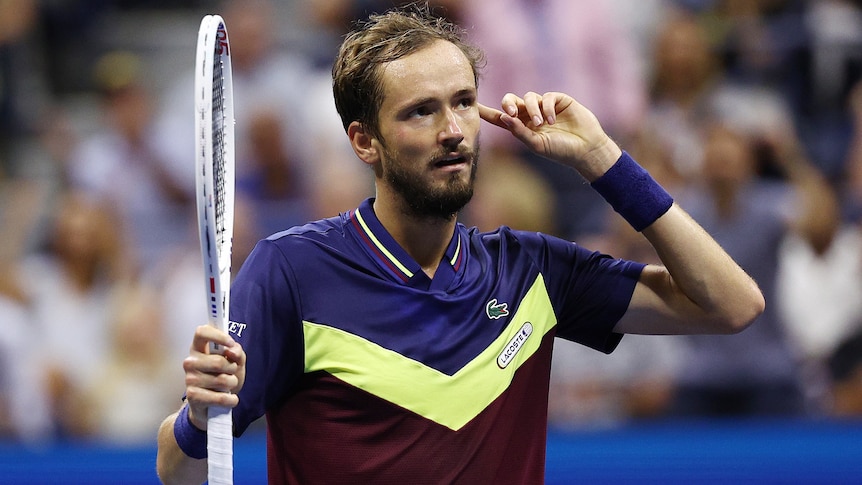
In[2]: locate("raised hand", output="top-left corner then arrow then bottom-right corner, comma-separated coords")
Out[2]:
478,91 -> 621,181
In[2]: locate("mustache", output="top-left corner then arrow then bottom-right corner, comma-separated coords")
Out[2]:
430,144 -> 479,165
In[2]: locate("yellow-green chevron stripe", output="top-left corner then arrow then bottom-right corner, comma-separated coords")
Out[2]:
303,273 -> 556,431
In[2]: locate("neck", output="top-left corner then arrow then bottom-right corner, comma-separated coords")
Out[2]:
372,195 -> 456,279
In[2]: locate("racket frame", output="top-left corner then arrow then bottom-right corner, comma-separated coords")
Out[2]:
194,13 -> 236,485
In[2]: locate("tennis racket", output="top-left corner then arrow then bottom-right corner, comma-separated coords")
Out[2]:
195,14 -> 235,485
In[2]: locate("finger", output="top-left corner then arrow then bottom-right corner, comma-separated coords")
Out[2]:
478,103 -> 508,129
185,355 -> 240,391
500,92 -> 523,118
185,385 -> 240,409
495,111 -> 543,149
185,352 -> 238,375
523,91 -> 544,128
188,371 -> 240,394
185,387 -> 240,431
196,370 -> 240,393
223,339 -> 246,366
541,92 -> 558,125
190,324 -> 236,353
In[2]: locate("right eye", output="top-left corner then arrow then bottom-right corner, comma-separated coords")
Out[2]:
408,106 -> 432,118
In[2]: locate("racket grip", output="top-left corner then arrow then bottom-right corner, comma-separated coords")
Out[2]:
207,405 -> 233,485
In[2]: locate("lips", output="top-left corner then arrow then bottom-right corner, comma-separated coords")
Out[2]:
434,153 -> 468,167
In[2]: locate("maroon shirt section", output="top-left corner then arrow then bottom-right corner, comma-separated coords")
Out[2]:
264,333 -> 556,484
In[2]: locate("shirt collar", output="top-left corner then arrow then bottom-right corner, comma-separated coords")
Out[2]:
350,198 -> 465,287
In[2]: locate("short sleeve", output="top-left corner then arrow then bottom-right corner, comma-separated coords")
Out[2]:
230,238 -> 305,436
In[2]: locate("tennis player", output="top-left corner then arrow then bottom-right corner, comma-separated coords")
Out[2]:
157,6 -> 764,484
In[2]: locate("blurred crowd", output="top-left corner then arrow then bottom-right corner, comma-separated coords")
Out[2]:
1,0 -> 862,446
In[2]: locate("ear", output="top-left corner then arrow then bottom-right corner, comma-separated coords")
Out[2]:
347,121 -> 379,166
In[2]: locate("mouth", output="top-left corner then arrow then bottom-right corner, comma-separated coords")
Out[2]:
433,153 -> 470,169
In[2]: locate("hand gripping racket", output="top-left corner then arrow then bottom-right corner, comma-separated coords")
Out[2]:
195,14 -> 235,485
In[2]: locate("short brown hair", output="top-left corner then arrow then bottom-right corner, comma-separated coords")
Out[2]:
331,5 -> 484,139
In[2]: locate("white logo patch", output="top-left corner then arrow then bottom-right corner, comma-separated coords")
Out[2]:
497,322 -> 533,369
228,320 -> 247,337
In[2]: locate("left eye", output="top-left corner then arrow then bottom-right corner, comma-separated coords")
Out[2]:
410,106 -> 431,118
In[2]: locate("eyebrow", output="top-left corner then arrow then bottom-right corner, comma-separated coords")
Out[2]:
399,88 -> 477,112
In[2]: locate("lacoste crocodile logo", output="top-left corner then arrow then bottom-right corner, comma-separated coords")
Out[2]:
485,298 -> 510,320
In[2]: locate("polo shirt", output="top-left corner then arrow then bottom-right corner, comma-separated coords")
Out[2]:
229,198 -> 644,483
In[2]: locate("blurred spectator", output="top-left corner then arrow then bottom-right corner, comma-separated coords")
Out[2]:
799,0 -> 862,178
701,0 -> 809,90
0,184 -> 49,442
36,2 -> 111,95
145,225 -> 208,369
461,146 -> 557,235
645,10 -> 724,181
845,80 -> 862,220
156,0 -> 313,192
294,0 -> 404,67
75,284 -> 185,445
827,328 -> 862,416
776,190 -> 862,413
549,336 -> 680,429
238,110 -> 312,236
775,77 -> 862,413
0,123 -> 53,442
608,0 -> 674,72
66,51 -> 193,270
0,287 -> 26,436
294,0 -> 375,220
18,191 -> 134,438
147,194 -> 263,367
701,0 -> 862,179
0,0 -> 49,173
671,120 -> 833,417
154,0 -> 370,224
0,272 -> 51,443
646,8 -> 808,183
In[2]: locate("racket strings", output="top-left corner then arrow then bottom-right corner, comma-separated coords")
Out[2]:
211,49 -> 228,252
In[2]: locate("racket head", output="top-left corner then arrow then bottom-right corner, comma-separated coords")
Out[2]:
195,14 -> 235,333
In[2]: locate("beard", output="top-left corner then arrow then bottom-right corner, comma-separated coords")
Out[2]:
381,142 -> 479,221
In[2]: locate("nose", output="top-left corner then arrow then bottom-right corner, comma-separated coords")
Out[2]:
439,108 -> 464,147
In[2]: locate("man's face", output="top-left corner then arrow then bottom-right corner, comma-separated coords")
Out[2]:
373,40 -> 481,220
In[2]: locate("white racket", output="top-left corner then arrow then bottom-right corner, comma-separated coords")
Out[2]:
195,14 -> 235,485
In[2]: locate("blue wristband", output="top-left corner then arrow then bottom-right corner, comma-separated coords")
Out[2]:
174,404 -> 208,459
590,151 -> 673,231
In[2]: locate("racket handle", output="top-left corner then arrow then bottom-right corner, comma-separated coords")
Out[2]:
207,405 -> 233,485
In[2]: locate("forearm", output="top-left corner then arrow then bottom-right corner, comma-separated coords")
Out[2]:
156,411 -> 207,485
587,152 -> 764,335
637,204 -> 765,333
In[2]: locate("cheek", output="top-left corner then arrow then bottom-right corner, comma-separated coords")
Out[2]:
457,110 -> 481,140
389,127 -> 433,157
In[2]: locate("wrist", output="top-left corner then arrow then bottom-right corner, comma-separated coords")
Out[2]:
591,151 -> 674,231
174,404 -> 207,459
580,138 -> 623,182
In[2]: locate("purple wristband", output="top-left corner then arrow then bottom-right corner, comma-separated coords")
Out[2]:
174,404 -> 207,459
590,151 -> 673,231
